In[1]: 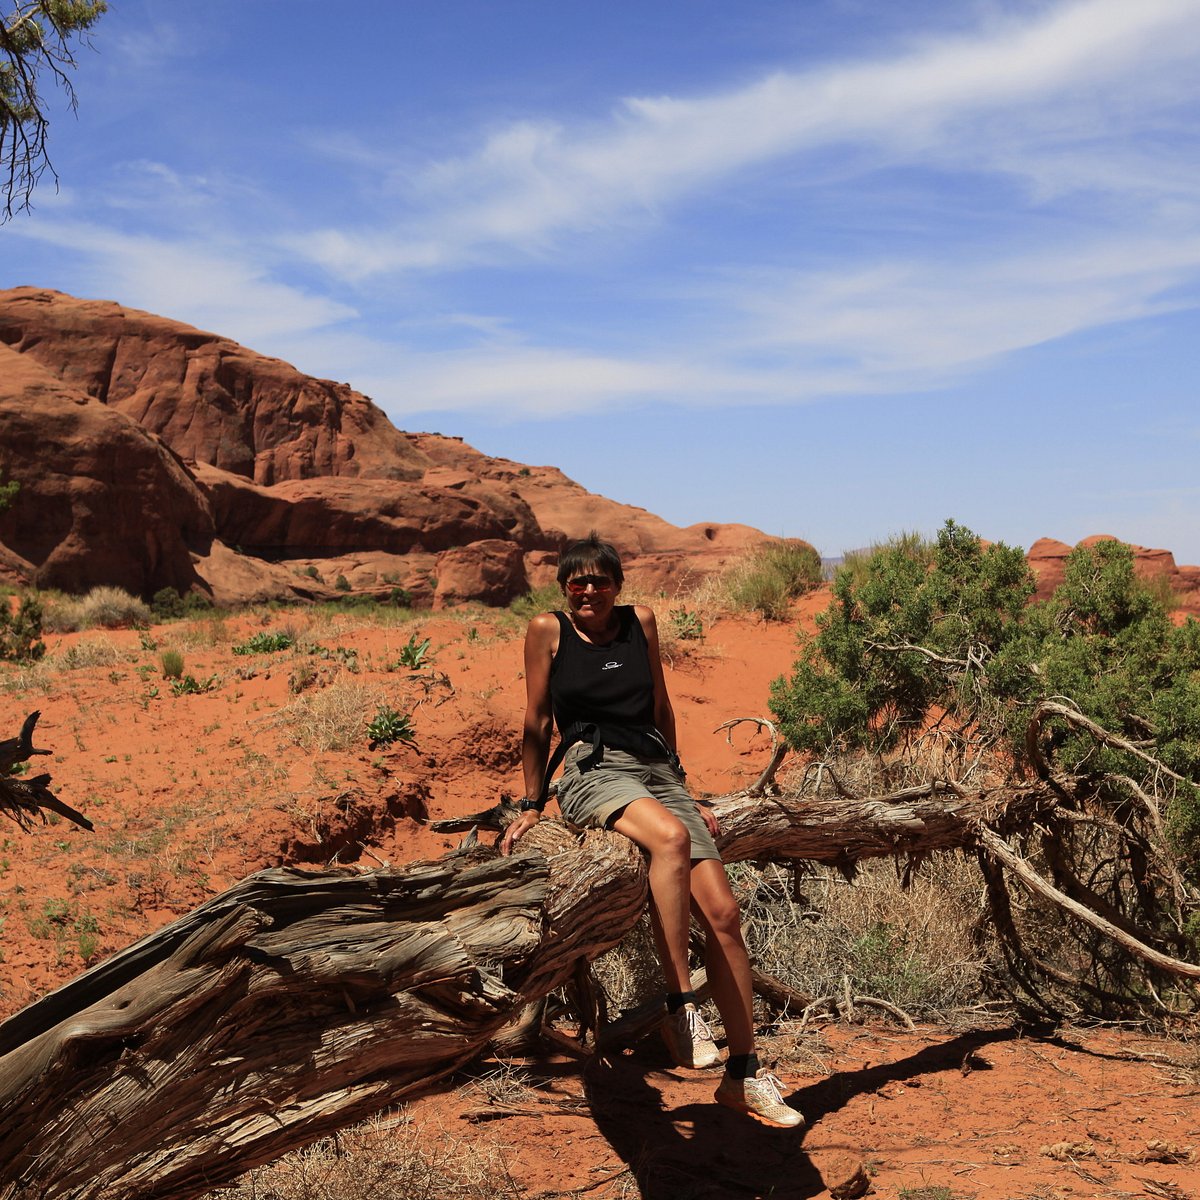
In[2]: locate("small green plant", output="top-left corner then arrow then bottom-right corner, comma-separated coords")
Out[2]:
303,564 -> 321,580
334,574 -> 352,592
170,673 -> 217,696
138,630 -> 158,651
669,607 -> 705,641
0,474 -> 18,512
385,586 -> 412,608
397,633 -> 432,670
367,705 -> 416,749
160,649 -> 185,679
232,631 -> 295,656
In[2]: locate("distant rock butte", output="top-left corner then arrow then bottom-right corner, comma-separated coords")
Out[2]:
0,287 -> 772,605
1028,534 -> 1200,616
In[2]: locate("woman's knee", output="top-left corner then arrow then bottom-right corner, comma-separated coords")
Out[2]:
650,814 -> 691,860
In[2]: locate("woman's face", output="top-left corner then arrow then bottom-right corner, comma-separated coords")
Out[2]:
562,561 -> 621,624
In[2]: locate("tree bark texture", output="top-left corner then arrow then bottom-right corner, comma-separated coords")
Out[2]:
0,779 -> 1111,1200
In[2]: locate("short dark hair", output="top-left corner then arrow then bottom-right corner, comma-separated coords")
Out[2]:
556,531 -> 624,589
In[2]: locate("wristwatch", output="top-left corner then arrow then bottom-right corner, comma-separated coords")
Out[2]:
518,797 -> 543,813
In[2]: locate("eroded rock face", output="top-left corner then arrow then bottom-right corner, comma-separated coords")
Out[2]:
0,287 -> 428,485
434,540 -> 528,608
0,287 -> 774,603
0,346 -> 213,596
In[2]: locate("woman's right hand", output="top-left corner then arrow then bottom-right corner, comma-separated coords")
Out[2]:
500,809 -> 540,855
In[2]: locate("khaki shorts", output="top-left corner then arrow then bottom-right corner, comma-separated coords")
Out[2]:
555,744 -> 721,862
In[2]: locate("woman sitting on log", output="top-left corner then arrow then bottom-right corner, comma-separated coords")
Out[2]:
501,532 -> 802,1129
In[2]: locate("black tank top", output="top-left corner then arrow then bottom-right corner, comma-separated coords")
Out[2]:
550,606 -> 655,734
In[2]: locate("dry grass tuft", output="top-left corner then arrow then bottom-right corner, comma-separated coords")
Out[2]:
209,1112 -> 523,1200
52,636 -> 130,671
43,587 -> 152,632
274,679 -> 384,751
734,856 -> 986,1016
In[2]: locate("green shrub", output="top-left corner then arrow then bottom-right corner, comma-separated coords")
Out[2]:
386,586 -> 412,608
334,574 -> 352,592
668,607 -> 704,642
151,587 -> 185,620
0,595 -> 45,662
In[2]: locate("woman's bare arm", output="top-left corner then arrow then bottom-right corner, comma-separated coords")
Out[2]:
501,612 -> 558,854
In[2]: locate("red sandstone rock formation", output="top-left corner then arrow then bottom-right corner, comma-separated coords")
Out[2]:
0,288 -> 775,604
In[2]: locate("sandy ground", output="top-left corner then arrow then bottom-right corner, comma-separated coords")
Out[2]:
2,588 -> 1198,1198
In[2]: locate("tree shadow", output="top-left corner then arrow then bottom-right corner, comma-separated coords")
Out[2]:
584,1026 -> 1022,1199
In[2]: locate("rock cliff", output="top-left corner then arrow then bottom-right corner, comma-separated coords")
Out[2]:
0,287 -> 769,605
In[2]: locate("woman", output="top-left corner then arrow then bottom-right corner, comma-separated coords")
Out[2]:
501,533 -> 802,1129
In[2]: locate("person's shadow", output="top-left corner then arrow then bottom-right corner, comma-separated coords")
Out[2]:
584,1026 -> 1020,1199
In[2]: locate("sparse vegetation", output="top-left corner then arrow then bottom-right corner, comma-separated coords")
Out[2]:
170,673 -> 218,696
508,583 -> 561,622
209,1114 -> 523,1200
43,587 -> 151,632
722,538 -> 822,620
278,680 -> 381,751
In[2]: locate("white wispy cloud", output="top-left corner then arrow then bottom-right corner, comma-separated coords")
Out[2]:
295,0 -> 1200,278
8,220 -> 356,343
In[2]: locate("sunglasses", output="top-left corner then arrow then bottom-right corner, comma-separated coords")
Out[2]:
565,575 -> 615,596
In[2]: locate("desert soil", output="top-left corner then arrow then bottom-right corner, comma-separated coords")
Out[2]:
2,589 -> 1198,1199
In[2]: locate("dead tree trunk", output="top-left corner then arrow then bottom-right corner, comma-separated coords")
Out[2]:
1,768 -> 1195,1199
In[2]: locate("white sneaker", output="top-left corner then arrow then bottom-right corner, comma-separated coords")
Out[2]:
660,1003 -> 720,1069
715,1070 -> 805,1129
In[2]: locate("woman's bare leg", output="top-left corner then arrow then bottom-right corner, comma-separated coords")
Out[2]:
610,796 -> 693,993
689,858 -> 755,1056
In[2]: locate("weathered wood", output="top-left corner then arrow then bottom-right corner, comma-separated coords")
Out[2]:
0,820 -> 647,1200
0,712 -> 92,832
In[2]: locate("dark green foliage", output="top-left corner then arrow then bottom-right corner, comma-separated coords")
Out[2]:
334,574 -> 352,593
232,631 -> 294,656
771,521 -> 1031,757
0,474 -> 17,512
770,521 -> 1200,873
385,586 -> 412,608
0,594 -> 45,661
149,587 -> 212,620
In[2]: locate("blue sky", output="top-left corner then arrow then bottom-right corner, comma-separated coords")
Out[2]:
5,0 -> 1200,561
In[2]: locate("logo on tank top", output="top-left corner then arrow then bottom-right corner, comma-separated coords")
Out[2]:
602,661 -> 622,670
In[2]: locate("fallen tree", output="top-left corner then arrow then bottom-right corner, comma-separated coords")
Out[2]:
1,701 -> 1198,1200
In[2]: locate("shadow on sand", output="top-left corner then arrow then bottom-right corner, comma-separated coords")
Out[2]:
584,1026 -> 1023,1199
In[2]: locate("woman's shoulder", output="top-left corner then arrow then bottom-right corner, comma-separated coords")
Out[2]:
525,614 -> 561,652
